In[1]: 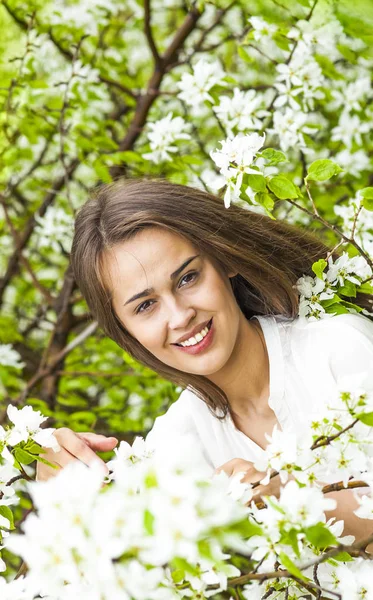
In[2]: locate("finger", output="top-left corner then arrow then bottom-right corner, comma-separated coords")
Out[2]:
58,429 -> 109,473
215,459 -> 249,477
240,470 -> 266,485
215,464 -> 233,477
36,449 -> 69,482
77,432 -> 118,451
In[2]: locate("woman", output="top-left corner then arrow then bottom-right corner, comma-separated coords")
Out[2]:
37,179 -> 373,545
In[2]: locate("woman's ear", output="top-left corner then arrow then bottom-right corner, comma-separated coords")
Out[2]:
228,270 -> 238,278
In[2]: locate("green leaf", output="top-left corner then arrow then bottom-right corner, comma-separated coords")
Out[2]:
306,159 -> 343,182
278,552 -> 308,582
312,258 -> 327,280
254,192 -> 275,219
314,54 -> 344,80
360,187 -> 373,199
268,175 -> 298,200
339,300 -> 363,312
360,188 -> 373,211
112,151 -> 143,164
260,148 -> 287,166
332,551 -> 354,562
246,174 -> 266,192
0,506 -> 15,530
34,454 -> 60,469
356,412 -> 373,426
69,411 -> 97,426
325,303 -> 350,315
232,518 -> 263,539
336,44 -> 357,62
305,524 -> 338,549
144,509 -> 155,535
58,396 -> 88,408
171,569 -> 185,583
338,280 -> 357,297
273,33 -> 291,51
14,448 -> 37,466
172,557 -> 199,576
237,45 -> 254,64
321,295 -> 341,308
359,282 -> 373,295
93,160 -> 112,183
281,528 -> 301,558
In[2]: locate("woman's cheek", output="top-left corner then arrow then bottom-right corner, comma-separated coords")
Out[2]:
140,321 -> 164,352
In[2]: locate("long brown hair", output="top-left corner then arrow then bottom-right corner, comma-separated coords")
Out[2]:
70,179 -> 372,418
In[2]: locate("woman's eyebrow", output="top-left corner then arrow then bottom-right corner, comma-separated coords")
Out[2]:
123,254 -> 200,306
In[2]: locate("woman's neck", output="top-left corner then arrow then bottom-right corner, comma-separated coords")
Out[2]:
208,314 -> 270,419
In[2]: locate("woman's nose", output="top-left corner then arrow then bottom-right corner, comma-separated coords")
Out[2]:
167,301 -> 196,331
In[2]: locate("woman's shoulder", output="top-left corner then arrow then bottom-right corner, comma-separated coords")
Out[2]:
285,312 -> 373,346
276,312 -> 373,380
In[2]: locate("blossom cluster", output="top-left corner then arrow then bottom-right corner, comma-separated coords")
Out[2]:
5,437 -> 249,599
0,390 -> 373,599
295,251 -> 373,320
0,405 -> 59,573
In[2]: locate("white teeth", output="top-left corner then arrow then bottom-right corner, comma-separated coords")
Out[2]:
179,324 -> 210,347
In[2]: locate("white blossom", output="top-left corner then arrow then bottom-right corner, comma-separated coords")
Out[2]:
335,560 -> 373,599
213,88 -> 269,134
248,16 -> 277,41
41,0 -> 120,35
326,252 -> 372,287
270,107 -> 315,152
210,133 -> 265,179
0,576 -> 28,599
34,207 -> 74,253
198,168 -> 226,193
295,274 -> 335,320
331,113 -> 371,148
0,345 -> 25,369
276,480 -> 336,527
334,193 -> 373,256
6,405 -> 59,451
287,18 -> 344,58
254,425 -> 299,483
334,149 -> 370,177
177,59 -> 227,107
210,133 -> 265,208
330,77 -> 372,114
295,274 -> 333,301
143,112 -> 190,163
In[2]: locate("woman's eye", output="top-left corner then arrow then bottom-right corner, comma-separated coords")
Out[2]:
135,300 -> 154,315
179,271 -> 198,287
135,271 -> 199,315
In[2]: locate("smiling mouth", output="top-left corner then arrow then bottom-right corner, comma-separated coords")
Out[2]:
173,318 -> 213,347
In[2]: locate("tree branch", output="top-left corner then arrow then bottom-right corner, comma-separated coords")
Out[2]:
144,0 -> 161,66
111,4 -> 202,178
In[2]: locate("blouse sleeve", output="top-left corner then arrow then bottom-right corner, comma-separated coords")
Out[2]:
145,391 -> 215,472
322,313 -> 373,386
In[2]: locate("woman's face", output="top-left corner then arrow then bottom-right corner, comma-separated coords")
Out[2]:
102,227 -> 246,377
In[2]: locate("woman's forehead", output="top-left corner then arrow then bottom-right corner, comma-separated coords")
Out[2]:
101,228 -> 199,285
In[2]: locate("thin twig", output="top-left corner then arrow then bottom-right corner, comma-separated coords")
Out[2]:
144,0 -> 161,65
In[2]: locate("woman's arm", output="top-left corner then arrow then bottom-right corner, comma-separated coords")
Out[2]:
216,459 -> 373,552
323,486 -> 373,552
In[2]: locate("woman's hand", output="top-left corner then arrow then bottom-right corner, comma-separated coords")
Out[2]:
215,458 -> 282,502
36,428 -> 118,482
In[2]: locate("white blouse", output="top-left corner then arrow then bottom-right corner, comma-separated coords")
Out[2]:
146,313 -> 373,473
